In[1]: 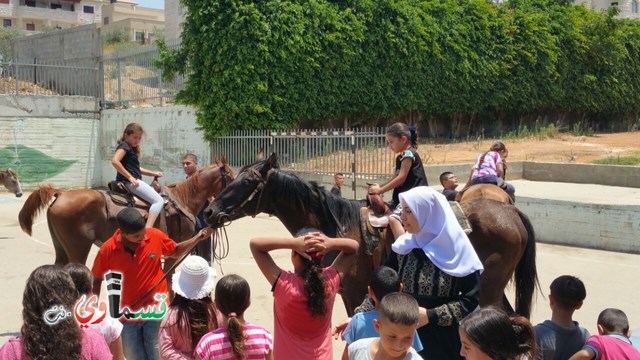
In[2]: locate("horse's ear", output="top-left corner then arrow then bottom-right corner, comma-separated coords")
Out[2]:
256,147 -> 265,161
266,152 -> 279,169
221,154 -> 228,165
212,154 -> 219,165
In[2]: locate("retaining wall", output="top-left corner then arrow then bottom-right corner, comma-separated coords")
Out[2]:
517,196 -> 640,254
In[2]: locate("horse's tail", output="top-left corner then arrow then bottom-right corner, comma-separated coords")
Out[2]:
514,208 -> 539,319
18,185 -> 60,236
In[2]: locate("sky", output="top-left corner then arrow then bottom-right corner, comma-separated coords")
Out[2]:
135,0 -> 163,9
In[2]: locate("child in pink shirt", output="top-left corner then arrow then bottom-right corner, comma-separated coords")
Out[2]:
570,308 -> 640,360
0,265 -> 111,360
195,274 -> 273,360
249,228 -> 359,360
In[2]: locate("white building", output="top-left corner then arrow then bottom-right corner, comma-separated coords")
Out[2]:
101,0 -> 164,42
0,0 -> 103,32
578,0 -> 640,17
163,0 -> 182,41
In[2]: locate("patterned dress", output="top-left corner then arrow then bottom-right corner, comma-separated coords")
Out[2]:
357,249 -> 480,360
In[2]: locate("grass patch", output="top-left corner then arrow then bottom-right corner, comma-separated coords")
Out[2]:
591,152 -> 640,165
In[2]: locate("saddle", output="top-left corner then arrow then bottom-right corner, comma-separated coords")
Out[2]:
103,181 -> 196,228
107,180 -> 150,208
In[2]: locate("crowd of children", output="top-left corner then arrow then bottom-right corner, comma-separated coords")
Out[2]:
2,122 -> 639,360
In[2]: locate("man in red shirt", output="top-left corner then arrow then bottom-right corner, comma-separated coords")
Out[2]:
91,207 -> 212,360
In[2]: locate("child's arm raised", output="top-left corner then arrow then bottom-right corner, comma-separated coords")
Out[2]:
369,156 -> 412,195
249,236 -> 311,286
317,234 -> 359,280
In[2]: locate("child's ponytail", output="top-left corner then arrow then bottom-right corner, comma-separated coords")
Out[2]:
408,125 -> 418,149
226,313 -> 246,359
214,274 -> 251,359
301,256 -> 327,317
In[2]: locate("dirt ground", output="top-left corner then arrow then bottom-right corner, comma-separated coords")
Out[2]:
424,131 -> 640,164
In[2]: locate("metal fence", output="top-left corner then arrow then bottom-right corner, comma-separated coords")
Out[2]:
211,127 -> 394,182
0,58 -> 99,97
101,38 -> 183,108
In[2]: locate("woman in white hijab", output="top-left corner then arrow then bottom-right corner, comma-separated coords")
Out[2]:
354,186 -> 483,360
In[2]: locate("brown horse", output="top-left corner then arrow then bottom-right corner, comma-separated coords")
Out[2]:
203,154 -> 539,318
18,161 -> 234,266
456,183 -> 511,203
1,168 -> 23,197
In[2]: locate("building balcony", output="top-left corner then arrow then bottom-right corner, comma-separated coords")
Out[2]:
15,6 -> 79,23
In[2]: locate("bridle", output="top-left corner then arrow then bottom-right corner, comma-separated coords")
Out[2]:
228,167 -> 273,219
219,164 -> 231,189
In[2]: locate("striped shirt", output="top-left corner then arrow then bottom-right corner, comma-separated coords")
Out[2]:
195,322 -> 272,360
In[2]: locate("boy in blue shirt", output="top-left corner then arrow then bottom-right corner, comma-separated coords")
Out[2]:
340,266 -> 423,359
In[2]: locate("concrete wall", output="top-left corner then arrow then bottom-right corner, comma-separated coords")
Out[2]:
100,106 -> 210,186
518,197 -> 640,254
11,24 -> 100,96
0,116 -> 99,189
523,162 -> 640,188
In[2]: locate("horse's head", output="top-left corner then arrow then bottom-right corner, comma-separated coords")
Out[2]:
204,153 -> 279,227
1,168 -> 23,197
198,155 -> 235,196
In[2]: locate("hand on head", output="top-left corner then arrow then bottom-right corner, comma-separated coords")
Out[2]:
303,232 -> 328,255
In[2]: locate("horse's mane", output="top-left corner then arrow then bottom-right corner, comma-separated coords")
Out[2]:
268,169 -> 364,237
168,164 -> 225,205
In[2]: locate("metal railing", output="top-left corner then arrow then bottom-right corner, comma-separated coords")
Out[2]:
211,127 -> 394,178
101,38 -> 183,108
0,58 -> 99,96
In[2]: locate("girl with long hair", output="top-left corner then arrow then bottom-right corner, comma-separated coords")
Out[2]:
249,227 -> 359,360
111,122 -> 164,228
158,255 -> 219,359
0,265 -> 111,360
459,306 -> 535,360
195,274 -> 273,359
64,263 -> 124,360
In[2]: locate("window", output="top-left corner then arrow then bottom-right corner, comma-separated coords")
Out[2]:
3,19 -> 11,28
83,5 -> 93,13
610,1 -> 618,5
135,31 -> 144,41
147,32 -> 153,39
103,17 -> 109,25
51,3 -> 61,9
25,0 -> 35,6
633,0 -> 638,13
26,23 -> 34,31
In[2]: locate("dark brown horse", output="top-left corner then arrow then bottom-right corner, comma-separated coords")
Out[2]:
18,161 -> 234,267
456,184 -> 511,203
1,168 -> 23,197
203,154 -> 539,318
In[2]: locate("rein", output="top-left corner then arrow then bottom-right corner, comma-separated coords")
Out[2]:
128,225 -> 231,310
128,166 -> 234,310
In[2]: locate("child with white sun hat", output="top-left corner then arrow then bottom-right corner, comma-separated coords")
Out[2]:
158,255 -> 220,359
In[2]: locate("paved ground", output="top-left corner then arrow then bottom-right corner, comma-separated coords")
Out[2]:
1,182 -> 639,358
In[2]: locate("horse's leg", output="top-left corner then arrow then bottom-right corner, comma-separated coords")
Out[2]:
477,252 -> 516,309
48,217 -> 69,265
340,252 -> 374,316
